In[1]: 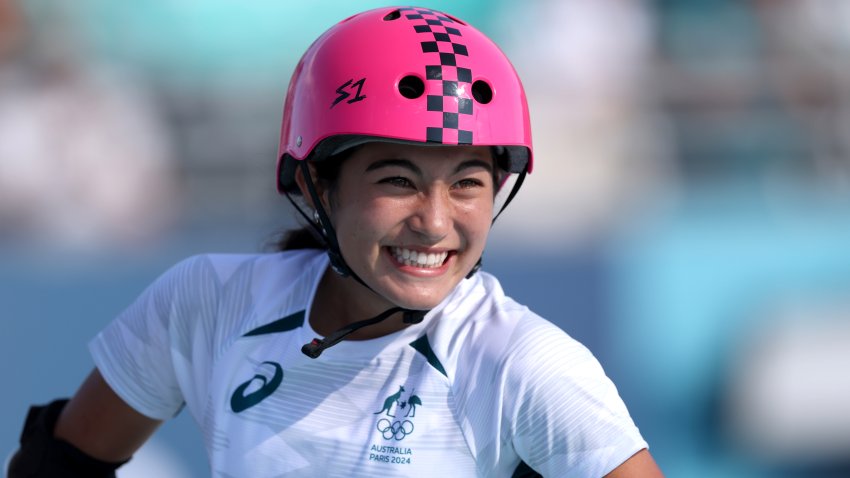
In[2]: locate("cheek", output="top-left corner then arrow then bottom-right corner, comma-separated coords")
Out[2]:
333,200 -> 395,243
458,201 -> 494,238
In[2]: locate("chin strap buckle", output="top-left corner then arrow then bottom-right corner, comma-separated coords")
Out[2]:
301,338 -> 325,359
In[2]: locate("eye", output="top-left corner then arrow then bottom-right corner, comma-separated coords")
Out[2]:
454,178 -> 485,189
378,176 -> 414,188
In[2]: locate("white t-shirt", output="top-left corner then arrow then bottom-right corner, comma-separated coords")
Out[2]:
90,249 -> 646,477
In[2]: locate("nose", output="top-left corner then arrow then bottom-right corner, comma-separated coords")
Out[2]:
407,189 -> 452,241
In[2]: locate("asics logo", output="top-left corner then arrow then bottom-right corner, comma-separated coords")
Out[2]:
230,361 -> 283,413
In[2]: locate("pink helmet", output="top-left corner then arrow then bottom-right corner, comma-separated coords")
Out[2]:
277,6 -> 533,193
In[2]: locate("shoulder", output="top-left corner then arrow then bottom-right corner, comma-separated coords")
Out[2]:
426,272 -> 646,476
133,249 -> 327,335
439,270 -> 620,407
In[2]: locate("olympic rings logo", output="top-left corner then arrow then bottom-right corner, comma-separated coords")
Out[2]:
376,418 -> 414,441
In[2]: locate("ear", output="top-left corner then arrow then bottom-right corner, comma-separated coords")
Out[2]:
294,161 -> 331,212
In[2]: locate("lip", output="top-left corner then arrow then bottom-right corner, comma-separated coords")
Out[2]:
384,246 -> 455,276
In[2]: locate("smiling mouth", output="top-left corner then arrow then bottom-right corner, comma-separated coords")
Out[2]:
390,247 -> 450,268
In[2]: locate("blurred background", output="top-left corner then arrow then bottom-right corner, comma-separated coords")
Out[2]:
2,0 -> 849,476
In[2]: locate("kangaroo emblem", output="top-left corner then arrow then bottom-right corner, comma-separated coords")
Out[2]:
374,385 -> 405,417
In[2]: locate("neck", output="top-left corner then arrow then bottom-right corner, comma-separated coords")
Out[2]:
309,266 -> 412,340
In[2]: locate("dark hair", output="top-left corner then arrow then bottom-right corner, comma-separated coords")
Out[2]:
272,227 -> 327,251
272,148 -> 353,251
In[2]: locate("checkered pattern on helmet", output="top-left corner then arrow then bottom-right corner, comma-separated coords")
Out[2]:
399,7 -> 473,145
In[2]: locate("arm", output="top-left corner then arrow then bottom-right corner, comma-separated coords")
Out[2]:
11,258 -> 201,477
54,368 -> 162,462
8,369 -> 162,477
604,449 -> 664,478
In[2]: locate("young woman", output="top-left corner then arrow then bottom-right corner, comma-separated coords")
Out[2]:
10,6 -> 662,477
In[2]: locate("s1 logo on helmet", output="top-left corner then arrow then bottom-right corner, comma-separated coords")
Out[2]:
331,78 -> 367,109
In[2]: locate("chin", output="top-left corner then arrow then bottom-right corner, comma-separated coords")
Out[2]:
379,285 -> 453,312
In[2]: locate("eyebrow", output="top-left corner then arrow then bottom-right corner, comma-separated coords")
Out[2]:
455,159 -> 494,174
364,157 -> 494,175
365,158 -> 422,175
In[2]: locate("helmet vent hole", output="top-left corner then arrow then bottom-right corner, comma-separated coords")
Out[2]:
472,80 -> 493,104
383,10 -> 402,21
398,75 -> 425,99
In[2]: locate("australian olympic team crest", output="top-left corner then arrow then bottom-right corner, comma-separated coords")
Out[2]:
374,385 -> 422,440
369,384 -> 421,465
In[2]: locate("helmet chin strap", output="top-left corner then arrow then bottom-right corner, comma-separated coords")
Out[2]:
289,161 -> 427,358
293,161 -> 351,277
302,307 -> 426,358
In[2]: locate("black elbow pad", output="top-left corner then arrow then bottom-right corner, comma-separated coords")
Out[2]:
8,399 -> 128,478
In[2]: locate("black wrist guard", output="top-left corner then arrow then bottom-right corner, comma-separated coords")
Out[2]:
8,399 -> 129,478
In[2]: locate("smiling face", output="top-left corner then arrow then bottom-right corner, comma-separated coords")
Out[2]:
308,141 -> 495,314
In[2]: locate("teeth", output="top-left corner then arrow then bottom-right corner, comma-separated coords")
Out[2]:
391,247 -> 448,268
